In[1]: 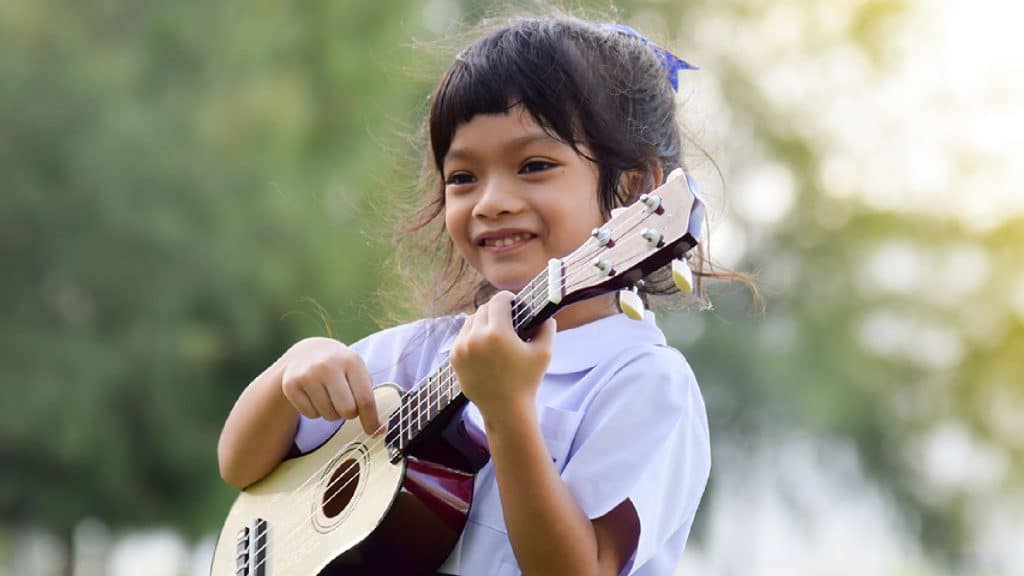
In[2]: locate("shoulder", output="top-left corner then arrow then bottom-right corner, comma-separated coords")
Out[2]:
571,341 -> 708,475
350,315 -> 463,388
352,315 -> 459,348
609,344 -> 694,381
592,344 -> 699,408
351,315 -> 462,359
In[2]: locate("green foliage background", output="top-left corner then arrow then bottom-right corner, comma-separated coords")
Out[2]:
0,0 -> 426,539
1,0 -> 1020,571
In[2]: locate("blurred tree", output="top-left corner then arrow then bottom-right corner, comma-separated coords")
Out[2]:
0,0 -> 424,561
665,0 -> 1024,567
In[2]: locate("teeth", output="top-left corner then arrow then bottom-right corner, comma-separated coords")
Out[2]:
484,233 -> 530,247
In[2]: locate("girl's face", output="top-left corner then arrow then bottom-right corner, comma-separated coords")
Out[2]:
443,106 -> 604,294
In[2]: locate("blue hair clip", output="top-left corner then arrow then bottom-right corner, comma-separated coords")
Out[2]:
600,24 -> 698,92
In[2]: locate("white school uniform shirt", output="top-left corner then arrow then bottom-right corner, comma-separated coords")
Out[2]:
294,310 -> 711,576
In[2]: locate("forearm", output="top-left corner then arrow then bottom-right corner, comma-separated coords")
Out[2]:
217,352 -> 299,489
485,400 -> 599,576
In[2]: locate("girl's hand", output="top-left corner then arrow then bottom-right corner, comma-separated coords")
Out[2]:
280,337 -> 382,435
450,291 -> 557,424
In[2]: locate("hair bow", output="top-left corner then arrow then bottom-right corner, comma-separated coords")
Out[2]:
600,23 -> 698,92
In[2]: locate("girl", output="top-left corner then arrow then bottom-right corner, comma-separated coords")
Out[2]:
219,14 -> 741,576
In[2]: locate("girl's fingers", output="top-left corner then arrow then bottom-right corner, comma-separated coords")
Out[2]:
323,369 -> 357,420
307,380 -> 342,421
289,387 -> 319,420
475,297 -> 490,330
347,359 -> 381,435
489,291 -> 514,333
459,306 -> 476,338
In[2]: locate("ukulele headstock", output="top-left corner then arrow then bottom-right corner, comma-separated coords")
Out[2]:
559,168 -> 705,302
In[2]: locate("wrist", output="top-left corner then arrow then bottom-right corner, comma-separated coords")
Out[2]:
480,396 -> 537,437
260,346 -> 299,411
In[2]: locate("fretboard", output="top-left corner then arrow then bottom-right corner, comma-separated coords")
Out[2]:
385,267 -> 562,455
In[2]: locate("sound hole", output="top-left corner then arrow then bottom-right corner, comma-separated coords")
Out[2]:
322,458 -> 360,518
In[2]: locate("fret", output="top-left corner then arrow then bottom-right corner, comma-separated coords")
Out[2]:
426,379 -> 434,423
416,381 -> 424,432
426,376 -> 438,422
407,389 -> 415,443
419,377 -> 429,425
407,385 -> 415,438
406,390 -> 413,436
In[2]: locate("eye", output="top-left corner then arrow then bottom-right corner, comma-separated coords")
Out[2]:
520,160 -> 556,175
445,171 -> 476,186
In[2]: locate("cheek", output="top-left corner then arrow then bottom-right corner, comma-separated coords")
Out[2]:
442,206 -> 453,233
443,202 -> 470,249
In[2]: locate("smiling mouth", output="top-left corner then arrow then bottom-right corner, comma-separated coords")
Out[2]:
478,232 -> 535,248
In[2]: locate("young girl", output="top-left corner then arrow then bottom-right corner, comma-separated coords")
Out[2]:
219,15 -> 734,576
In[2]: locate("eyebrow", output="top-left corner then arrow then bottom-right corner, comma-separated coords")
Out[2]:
444,132 -> 563,165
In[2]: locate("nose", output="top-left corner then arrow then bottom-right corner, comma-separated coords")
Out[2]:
472,175 -> 525,220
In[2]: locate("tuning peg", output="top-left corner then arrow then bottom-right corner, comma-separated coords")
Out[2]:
592,257 -> 614,278
638,193 -> 661,213
640,228 -> 663,248
591,227 -> 612,247
618,288 -> 645,320
672,258 -> 694,293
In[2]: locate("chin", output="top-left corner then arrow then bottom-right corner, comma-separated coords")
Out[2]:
480,265 -> 537,292
491,280 -> 530,293
486,273 -> 533,293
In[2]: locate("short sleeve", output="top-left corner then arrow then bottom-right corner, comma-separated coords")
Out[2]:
293,316 -> 460,454
560,347 -> 710,575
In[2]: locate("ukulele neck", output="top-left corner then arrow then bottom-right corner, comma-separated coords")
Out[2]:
385,260 -> 565,457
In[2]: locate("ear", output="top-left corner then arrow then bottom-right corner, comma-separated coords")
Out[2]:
649,162 -> 665,188
617,162 -> 666,204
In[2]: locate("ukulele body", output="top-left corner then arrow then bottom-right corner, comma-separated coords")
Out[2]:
210,383 -> 490,576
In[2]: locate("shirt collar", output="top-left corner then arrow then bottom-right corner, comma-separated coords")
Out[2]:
547,310 -> 665,373
440,310 -> 666,374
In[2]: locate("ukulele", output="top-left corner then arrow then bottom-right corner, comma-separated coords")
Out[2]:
210,168 -> 705,575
